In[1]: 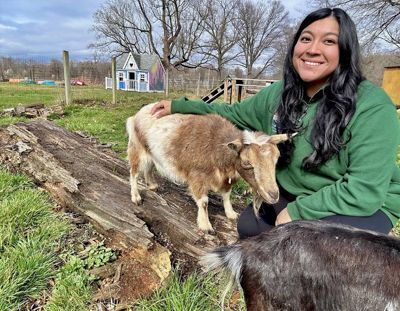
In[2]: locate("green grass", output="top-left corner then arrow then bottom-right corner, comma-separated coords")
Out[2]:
45,241 -> 117,310
0,115 -> 27,126
0,168 -> 70,310
0,83 -> 64,108
133,269 -> 245,311
45,255 -> 92,311
0,82 -> 181,110
53,99 -> 161,155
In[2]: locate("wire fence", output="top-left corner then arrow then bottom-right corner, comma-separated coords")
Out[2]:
0,53 -> 271,105
0,55 -> 110,85
0,54 -> 114,106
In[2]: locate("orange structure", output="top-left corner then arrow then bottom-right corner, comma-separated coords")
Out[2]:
382,66 -> 400,107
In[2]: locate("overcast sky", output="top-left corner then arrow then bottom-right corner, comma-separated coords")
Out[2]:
0,0 -> 308,61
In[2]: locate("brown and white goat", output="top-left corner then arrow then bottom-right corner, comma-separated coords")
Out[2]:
126,103 -> 289,232
201,221 -> 400,311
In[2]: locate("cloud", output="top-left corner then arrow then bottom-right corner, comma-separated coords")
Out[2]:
0,0 -> 105,60
0,23 -> 17,31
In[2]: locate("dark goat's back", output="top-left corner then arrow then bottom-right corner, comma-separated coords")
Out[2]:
202,221 -> 400,311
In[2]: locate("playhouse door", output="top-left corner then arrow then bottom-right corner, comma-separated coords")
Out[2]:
128,72 -> 136,91
139,73 -> 148,91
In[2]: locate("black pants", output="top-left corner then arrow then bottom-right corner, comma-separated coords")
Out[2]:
237,187 -> 393,239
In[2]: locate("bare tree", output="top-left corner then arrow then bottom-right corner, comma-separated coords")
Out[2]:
198,0 -> 240,79
172,0 -> 209,69
91,0 -> 206,71
270,25 -> 297,80
91,0 -> 151,54
0,57 -> 13,81
49,59 -> 63,81
312,0 -> 400,51
233,0 -> 288,78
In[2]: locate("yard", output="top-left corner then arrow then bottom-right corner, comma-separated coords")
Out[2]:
0,82 -> 399,310
0,82 -> 247,310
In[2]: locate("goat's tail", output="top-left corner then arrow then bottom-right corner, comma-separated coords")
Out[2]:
201,245 -> 243,282
126,116 -> 135,141
200,244 -> 244,310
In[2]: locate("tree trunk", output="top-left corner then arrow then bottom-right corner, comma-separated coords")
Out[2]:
0,118 -> 239,269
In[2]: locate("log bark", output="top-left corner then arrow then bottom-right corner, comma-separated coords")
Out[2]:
0,119 -> 239,262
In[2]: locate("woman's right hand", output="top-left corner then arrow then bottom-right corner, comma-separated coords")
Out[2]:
151,100 -> 172,118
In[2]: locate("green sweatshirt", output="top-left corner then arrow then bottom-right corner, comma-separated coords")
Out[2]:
171,80 -> 400,225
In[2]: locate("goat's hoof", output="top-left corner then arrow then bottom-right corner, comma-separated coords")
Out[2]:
131,196 -> 143,205
147,183 -> 159,191
226,211 -> 238,220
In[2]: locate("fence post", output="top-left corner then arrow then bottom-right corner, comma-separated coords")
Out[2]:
164,68 -> 169,97
207,68 -> 211,90
111,57 -> 116,105
63,50 -> 71,105
223,79 -> 229,102
196,72 -> 200,97
231,79 -> 236,104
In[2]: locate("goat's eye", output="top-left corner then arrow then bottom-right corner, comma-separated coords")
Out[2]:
241,160 -> 253,169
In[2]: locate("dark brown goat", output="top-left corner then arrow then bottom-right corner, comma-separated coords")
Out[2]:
202,221 -> 400,311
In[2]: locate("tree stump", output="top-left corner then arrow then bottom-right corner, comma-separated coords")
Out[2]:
0,119 -> 240,300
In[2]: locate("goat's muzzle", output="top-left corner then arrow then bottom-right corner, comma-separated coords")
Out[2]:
257,188 -> 279,205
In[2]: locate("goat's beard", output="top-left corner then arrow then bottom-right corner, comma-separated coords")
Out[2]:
252,194 -> 263,218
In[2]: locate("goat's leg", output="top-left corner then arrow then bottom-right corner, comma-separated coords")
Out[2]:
189,185 -> 213,232
195,195 -> 214,233
221,189 -> 238,220
127,143 -> 143,205
143,160 -> 158,191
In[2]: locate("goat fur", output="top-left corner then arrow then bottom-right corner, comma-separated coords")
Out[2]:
202,220 -> 400,311
126,103 -> 289,232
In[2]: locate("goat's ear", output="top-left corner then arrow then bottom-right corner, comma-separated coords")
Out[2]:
269,133 -> 297,144
227,139 -> 243,153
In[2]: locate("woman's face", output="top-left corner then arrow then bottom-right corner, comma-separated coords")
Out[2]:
293,17 -> 340,97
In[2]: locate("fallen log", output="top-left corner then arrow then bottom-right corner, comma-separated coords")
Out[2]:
0,119 -> 240,290
1,103 -> 64,119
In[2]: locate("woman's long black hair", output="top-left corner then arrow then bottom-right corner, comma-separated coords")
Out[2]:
276,8 -> 364,170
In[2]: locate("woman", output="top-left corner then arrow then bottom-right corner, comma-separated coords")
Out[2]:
151,8 -> 400,238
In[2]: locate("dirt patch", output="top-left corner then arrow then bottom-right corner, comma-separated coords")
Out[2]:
118,257 -> 161,302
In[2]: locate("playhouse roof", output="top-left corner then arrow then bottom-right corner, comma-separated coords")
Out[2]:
116,52 -> 161,71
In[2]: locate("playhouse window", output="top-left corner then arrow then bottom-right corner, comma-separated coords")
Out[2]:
128,72 -> 135,80
139,73 -> 146,82
118,72 -> 124,82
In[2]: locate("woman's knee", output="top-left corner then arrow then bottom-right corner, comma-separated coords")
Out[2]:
322,210 -> 393,234
237,204 -> 275,239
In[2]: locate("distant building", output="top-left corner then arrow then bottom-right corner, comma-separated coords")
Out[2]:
105,52 -> 165,92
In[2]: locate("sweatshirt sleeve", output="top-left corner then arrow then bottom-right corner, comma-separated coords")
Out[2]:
287,98 -> 400,220
171,82 -> 282,133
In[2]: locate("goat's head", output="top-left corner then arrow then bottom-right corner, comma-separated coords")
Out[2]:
228,131 -> 292,216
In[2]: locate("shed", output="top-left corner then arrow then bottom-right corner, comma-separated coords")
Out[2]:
382,65 -> 400,107
107,52 -> 165,92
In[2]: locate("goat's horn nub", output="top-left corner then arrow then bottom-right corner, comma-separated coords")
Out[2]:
269,134 -> 289,144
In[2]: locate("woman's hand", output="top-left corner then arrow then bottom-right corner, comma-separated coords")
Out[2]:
275,207 -> 292,226
151,100 -> 172,118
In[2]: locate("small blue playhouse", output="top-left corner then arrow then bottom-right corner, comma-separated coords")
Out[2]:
106,52 -> 165,92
